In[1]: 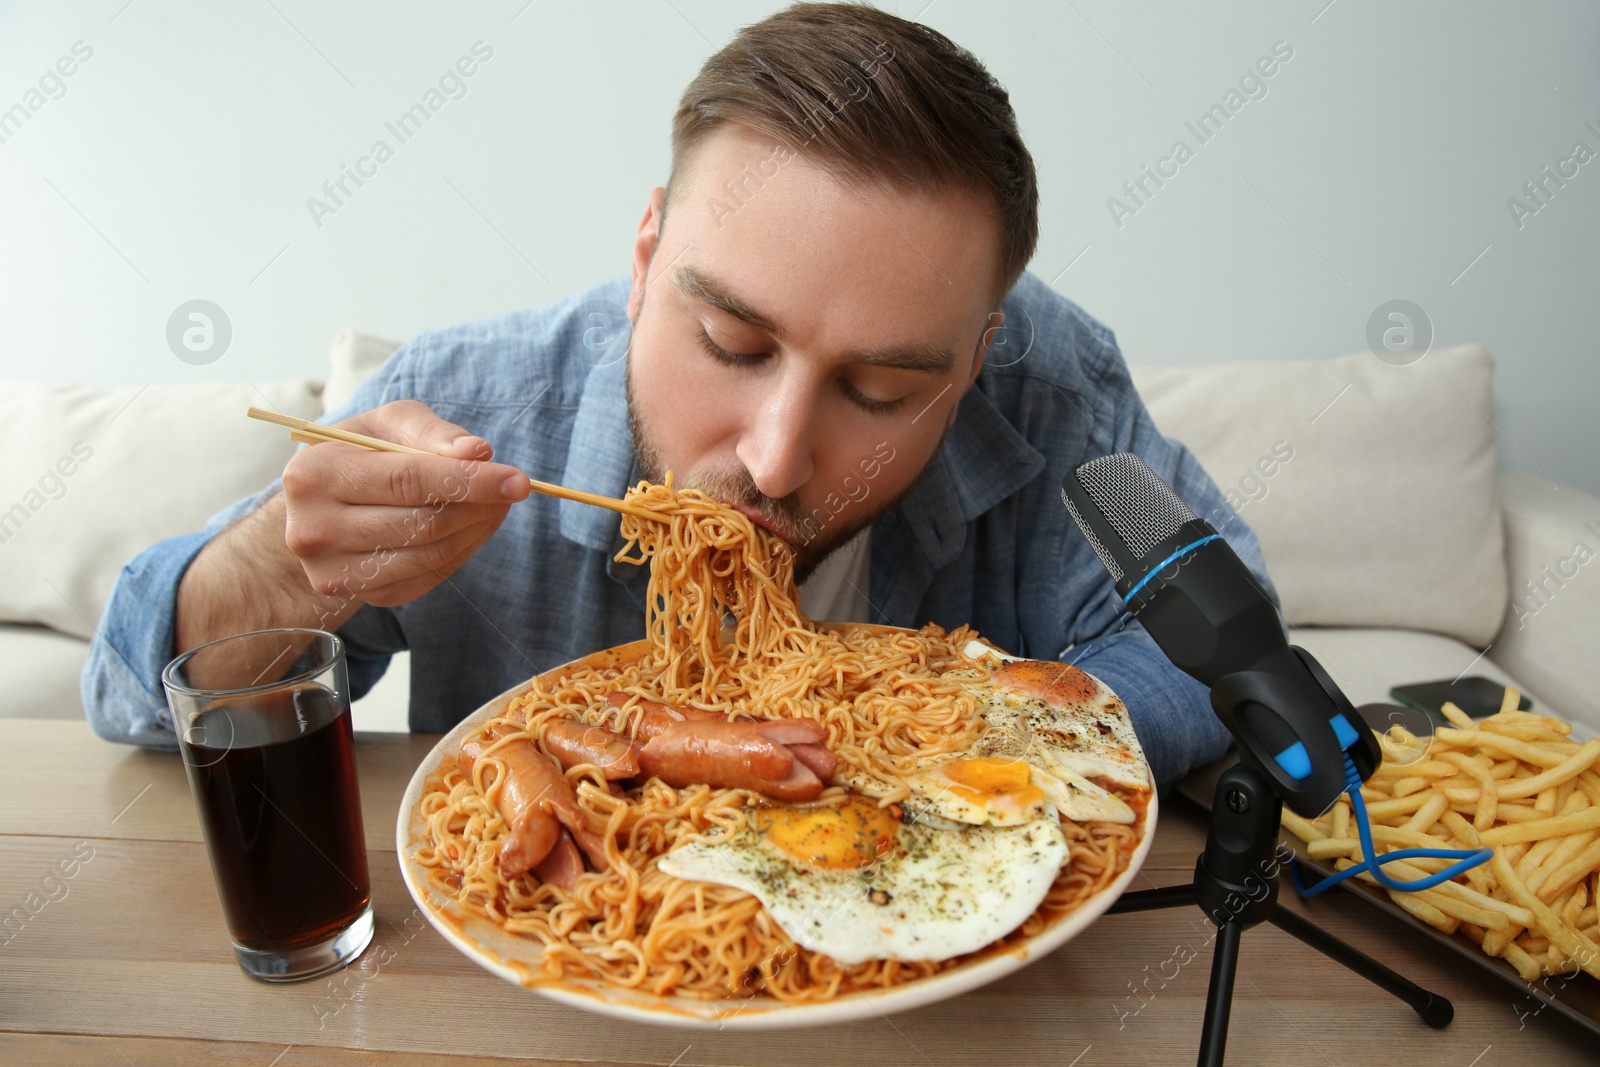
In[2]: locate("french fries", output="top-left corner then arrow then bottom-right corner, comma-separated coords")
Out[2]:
1280,688 -> 1600,983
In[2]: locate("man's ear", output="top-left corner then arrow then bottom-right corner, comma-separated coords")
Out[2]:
627,186 -> 667,322
947,311 -> 1002,428
973,311 -> 1003,386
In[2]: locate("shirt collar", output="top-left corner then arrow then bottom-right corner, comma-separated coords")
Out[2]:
891,382 -> 1046,570
559,349 -> 637,553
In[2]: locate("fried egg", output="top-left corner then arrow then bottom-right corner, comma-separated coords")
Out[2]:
901,755 -> 1050,827
853,655 -> 1151,828
657,795 -> 1068,964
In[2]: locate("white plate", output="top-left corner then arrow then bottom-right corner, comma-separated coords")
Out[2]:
395,634 -> 1158,1029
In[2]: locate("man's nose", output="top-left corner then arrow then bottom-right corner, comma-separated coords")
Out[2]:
735,377 -> 816,501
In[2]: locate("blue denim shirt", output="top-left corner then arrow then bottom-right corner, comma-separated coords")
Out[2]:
82,273 -> 1275,788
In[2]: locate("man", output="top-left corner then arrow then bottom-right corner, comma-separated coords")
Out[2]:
84,3 -> 1272,788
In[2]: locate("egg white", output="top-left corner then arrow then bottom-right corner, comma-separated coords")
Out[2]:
658,814 -> 1068,965
848,657 -> 1149,827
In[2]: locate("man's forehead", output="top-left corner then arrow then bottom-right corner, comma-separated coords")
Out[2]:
665,127 -> 1004,318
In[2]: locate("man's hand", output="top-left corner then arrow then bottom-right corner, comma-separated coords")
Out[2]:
280,400 -> 529,607
174,401 -> 529,655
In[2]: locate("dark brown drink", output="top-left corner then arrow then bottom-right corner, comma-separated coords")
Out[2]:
179,683 -> 370,953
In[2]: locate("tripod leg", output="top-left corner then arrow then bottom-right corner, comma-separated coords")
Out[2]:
1109,884 -> 1195,913
1266,905 -> 1453,1028
1197,921 -> 1243,1067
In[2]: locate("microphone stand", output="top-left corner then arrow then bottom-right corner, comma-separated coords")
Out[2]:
1058,453 -> 1457,1063
1108,751 -> 1453,1067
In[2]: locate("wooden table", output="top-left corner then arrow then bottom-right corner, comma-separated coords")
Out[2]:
3,720 -> 1597,1066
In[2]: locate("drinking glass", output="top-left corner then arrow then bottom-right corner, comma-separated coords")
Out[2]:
162,628 -> 373,982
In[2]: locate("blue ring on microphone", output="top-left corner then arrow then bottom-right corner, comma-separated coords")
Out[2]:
1122,535 -> 1223,604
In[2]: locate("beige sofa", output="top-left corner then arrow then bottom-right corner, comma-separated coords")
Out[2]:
4,334 -> 1595,738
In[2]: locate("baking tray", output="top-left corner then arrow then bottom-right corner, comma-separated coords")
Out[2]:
1178,751 -> 1600,1038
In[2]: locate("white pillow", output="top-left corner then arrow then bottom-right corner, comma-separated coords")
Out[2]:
0,380 -> 324,638
1130,344 -> 1505,646
322,329 -> 402,415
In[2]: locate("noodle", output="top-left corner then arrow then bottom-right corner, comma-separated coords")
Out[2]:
412,476 -> 1146,1002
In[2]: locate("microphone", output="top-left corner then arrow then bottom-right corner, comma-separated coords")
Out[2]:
1061,453 -> 1378,815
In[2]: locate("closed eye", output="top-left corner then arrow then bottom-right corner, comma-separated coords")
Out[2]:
842,381 -> 906,415
696,328 -> 767,368
699,327 -> 909,415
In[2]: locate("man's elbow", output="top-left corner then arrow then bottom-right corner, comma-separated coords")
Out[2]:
80,639 -> 179,752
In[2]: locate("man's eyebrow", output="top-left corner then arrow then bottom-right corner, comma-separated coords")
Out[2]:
674,265 -> 783,337
850,344 -> 958,373
674,263 -> 957,373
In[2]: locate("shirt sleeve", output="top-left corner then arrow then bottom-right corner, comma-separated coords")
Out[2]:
81,349 -> 414,748
1059,331 -> 1279,791
80,492 -> 271,750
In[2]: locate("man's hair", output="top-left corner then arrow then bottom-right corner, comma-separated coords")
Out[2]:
669,2 -> 1038,301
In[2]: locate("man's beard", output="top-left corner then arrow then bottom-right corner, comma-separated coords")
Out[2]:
623,345 -> 931,585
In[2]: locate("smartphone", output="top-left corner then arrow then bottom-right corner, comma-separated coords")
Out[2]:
1390,676 -> 1532,723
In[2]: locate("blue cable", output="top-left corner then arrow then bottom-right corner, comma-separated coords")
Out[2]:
1292,754 -> 1493,898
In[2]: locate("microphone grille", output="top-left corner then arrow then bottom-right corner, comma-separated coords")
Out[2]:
1071,453 -> 1199,559
1060,490 -> 1126,582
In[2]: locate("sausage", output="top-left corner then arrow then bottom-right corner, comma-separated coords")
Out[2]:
750,720 -> 828,746
750,720 -> 834,781
639,720 -> 825,802
542,720 -> 641,779
459,731 -> 561,877
563,819 -> 611,873
460,726 -> 609,878
606,691 -> 728,742
531,829 -> 584,890
606,693 -> 837,797
787,742 -> 839,780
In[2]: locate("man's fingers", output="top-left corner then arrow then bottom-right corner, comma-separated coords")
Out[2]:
301,519 -> 497,601
289,443 -> 529,507
335,499 -> 509,552
346,399 -> 494,459
350,517 -> 511,607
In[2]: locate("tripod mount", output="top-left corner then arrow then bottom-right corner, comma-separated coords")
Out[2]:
1109,741 -> 1454,1066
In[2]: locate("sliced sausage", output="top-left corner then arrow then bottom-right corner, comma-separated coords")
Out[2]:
563,819 -> 611,873
749,721 -> 835,779
787,742 -> 839,780
750,720 -> 827,746
531,829 -> 584,889
542,719 -> 641,779
460,726 -> 609,878
639,720 -> 824,802
606,691 -> 729,741
459,731 -> 561,877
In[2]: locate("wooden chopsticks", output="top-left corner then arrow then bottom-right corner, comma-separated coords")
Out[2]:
246,407 -> 662,521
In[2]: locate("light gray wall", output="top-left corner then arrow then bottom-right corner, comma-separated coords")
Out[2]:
2,0 -> 1596,492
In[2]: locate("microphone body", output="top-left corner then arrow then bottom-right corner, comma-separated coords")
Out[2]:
1061,453 -> 1378,816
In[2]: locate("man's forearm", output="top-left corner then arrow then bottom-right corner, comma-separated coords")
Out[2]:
1065,628 -> 1233,790
174,491 -> 362,655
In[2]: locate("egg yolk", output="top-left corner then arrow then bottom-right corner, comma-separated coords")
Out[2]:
756,795 -> 900,870
942,757 -> 1045,809
991,659 -> 1098,707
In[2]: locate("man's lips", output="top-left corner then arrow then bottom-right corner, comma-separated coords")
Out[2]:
727,501 -> 792,543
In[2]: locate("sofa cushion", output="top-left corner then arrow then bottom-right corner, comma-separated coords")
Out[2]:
1131,344 -> 1505,646
0,379 -> 323,638
1489,474 -> 1600,731
322,330 -> 403,415
1289,625 -> 1537,713
0,624 -> 89,720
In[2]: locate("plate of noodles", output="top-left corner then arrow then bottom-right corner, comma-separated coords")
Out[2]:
396,480 -> 1158,1028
